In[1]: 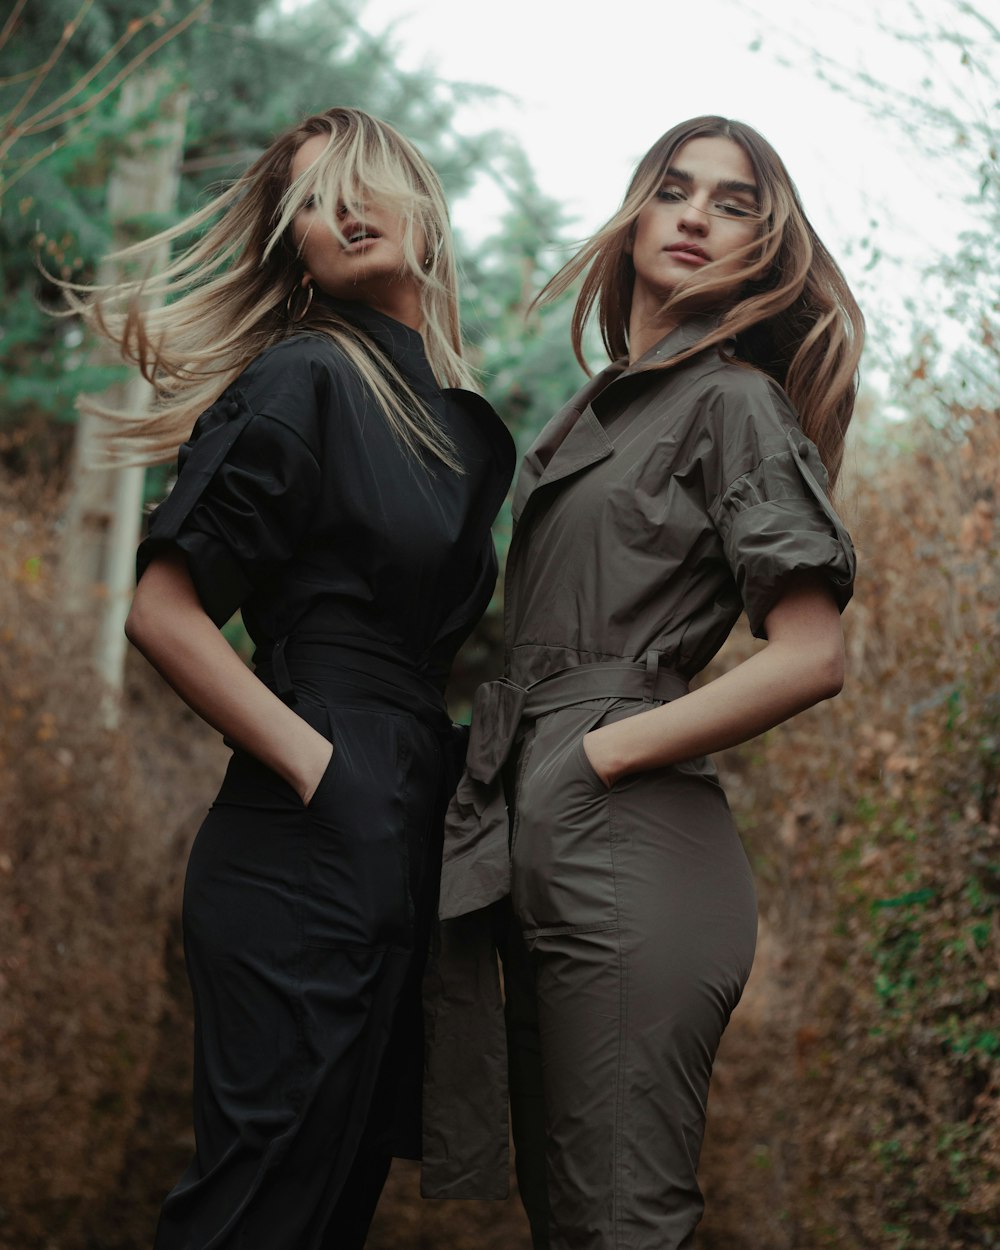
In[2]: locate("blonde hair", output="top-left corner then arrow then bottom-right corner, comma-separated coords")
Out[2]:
536,116 -> 865,485
64,107 -> 474,467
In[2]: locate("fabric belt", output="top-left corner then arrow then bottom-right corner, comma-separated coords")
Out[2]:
439,653 -> 689,920
254,638 -> 452,734
464,652 -> 688,787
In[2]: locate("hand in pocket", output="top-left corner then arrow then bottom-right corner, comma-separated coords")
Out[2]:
581,727 -> 616,790
301,738 -> 335,807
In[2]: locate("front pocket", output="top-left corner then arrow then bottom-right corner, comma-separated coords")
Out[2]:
303,742 -> 337,810
214,748 -> 307,813
301,707 -> 413,950
511,702 -> 623,935
214,694 -> 335,813
574,734 -> 611,793
507,734 -> 537,859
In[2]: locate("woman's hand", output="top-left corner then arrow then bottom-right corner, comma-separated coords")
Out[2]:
299,738 -> 334,806
582,729 -> 618,789
126,550 -> 335,800
580,573 -> 846,782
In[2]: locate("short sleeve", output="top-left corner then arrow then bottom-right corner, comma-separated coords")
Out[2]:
137,386 -> 322,626
706,379 -> 856,638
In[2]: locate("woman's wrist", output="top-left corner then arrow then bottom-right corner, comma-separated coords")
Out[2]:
287,733 -> 334,805
583,723 -> 631,788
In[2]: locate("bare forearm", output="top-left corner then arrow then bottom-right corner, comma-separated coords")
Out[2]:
584,575 -> 846,785
587,639 -> 841,780
126,554 -> 331,801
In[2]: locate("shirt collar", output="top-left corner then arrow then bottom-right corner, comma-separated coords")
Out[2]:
319,296 -> 441,399
623,313 -> 730,374
583,314 -> 731,422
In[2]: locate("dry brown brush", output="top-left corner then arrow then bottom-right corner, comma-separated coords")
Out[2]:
0,473 -> 223,1249
700,392 -> 1000,1249
1,388 -> 997,1250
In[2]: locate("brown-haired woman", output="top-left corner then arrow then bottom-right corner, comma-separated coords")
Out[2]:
432,116 -> 863,1248
69,108 -> 514,1248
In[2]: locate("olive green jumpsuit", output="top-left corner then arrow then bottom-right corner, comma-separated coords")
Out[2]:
422,317 -> 856,1249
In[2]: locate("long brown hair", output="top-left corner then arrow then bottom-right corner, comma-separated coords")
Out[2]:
63,108 -> 473,468
536,116 -> 865,484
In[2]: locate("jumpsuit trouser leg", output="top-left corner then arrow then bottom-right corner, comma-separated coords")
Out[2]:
507,701 -> 758,1250
155,694 -> 445,1250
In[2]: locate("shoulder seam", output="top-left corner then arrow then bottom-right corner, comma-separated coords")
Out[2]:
228,389 -> 323,465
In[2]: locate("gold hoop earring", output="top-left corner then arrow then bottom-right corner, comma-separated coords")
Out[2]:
286,281 -> 314,322
423,235 -> 442,272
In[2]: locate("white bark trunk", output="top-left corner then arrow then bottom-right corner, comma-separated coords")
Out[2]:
62,68 -> 188,725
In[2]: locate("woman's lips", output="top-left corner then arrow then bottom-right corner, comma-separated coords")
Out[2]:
343,225 -> 381,252
665,243 -> 710,266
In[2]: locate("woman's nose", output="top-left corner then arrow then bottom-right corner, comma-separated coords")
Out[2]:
678,199 -> 710,234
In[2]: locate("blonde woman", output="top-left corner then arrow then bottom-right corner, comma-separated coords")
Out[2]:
434,116 -> 863,1247
74,108 -> 514,1248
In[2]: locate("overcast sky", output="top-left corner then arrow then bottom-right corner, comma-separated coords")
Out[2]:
354,0 -> 992,341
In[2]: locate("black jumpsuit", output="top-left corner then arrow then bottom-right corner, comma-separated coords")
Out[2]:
137,300 -> 514,1250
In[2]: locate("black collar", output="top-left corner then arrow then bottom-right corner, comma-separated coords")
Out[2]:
319,296 -> 441,400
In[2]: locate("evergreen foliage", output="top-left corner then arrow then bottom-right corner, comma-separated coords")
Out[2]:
1,0 -> 579,469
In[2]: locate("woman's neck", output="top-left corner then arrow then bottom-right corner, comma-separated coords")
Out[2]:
627,288 -> 679,363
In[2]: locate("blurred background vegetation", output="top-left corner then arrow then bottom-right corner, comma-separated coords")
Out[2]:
0,1 -> 997,1247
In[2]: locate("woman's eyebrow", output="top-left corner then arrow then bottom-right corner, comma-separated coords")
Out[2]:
662,166 -> 758,197
717,177 -> 758,196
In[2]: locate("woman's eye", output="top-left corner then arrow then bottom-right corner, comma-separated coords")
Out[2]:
717,201 -> 755,218
656,187 -> 685,204
302,195 -> 316,210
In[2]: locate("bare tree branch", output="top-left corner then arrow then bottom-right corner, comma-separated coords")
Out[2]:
16,0 -> 208,139
1,0 -> 95,137
0,117 -> 89,199
0,0 -> 29,57
958,0 -> 999,43
179,148 -> 263,174
0,66 -> 56,88
731,0 -> 997,181
23,8 -> 167,132
0,0 -> 210,180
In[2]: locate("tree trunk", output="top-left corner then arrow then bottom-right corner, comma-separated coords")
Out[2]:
61,68 -> 188,724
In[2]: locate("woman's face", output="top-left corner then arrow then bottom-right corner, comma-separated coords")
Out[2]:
288,133 -> 425,327
629,135 -> 761,313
